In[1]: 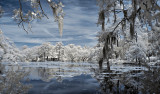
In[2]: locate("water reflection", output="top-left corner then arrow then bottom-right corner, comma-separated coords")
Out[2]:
0,63 -> 31,94
94,63 -> 160,94
26,75 -> 101,94
4,62 -> 160,94
5,62 -> 98,82
5,62 -> 101,94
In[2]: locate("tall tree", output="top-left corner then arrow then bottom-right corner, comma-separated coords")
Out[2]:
96,0 -> 160,69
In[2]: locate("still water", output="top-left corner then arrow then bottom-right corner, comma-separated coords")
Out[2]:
5,62 -> 101,94
4,62 -> 160,94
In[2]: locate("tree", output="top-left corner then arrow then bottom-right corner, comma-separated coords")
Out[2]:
0,31 -> 25,62
97,0 -> 160,33
148,25 -> 160,62
125,43 -> 147,64
55,42 -> 64,61
22,46 -> 40,62
40,42 -> 53,61
96,0 -> 160,69
0,70 -> 31,93
0,0 -> 64,35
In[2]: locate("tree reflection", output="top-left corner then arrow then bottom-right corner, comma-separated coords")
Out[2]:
96,63 -> 160,94
140,67 -> 160,94
0,64 -> 31,94
1,62 -> 159,94
94,69 -> 122,94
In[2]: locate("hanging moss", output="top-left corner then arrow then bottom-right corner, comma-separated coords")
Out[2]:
98,10 -> 105,31
112,36 -> 116,44
130,23 -> 134,39
113,3 -> 117,24
106,36 -> 110,44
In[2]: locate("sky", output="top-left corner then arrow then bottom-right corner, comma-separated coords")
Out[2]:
0,0 -> 100,48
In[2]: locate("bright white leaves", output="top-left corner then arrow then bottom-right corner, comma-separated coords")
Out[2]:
47,0 -> 51,3
0,31 -> 25,62
11,0 -> 65,35
21,42 -> 97,62
97,0 -> 160,30
13,9 -> 41,22
125,44 -> 146,62
13,9 -> 21,20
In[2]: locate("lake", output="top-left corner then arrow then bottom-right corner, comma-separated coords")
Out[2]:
3,61 -> 160,94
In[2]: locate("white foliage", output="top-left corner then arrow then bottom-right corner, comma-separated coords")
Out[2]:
0,71 -> 31,94
0,31 -> 25,63
125,44 -> 146,62
22,42 -> 99,62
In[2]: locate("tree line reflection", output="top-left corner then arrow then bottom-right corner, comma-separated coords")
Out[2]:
94,63 -> 160,94
2,62 -> 160,94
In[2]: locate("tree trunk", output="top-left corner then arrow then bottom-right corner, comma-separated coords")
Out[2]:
99,58 -> 103,69
107,59 -> 110,71
47,56 -> 48,61
44,52 -> 45,62
136,56 -> 138,63
117,34 -> 119,47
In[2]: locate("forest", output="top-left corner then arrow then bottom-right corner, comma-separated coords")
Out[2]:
0,0 -> 160,94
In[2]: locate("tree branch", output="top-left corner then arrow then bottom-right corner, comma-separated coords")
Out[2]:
38,0 -> 49,19
113,18 -> 125,32
18,0 -> 28,33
